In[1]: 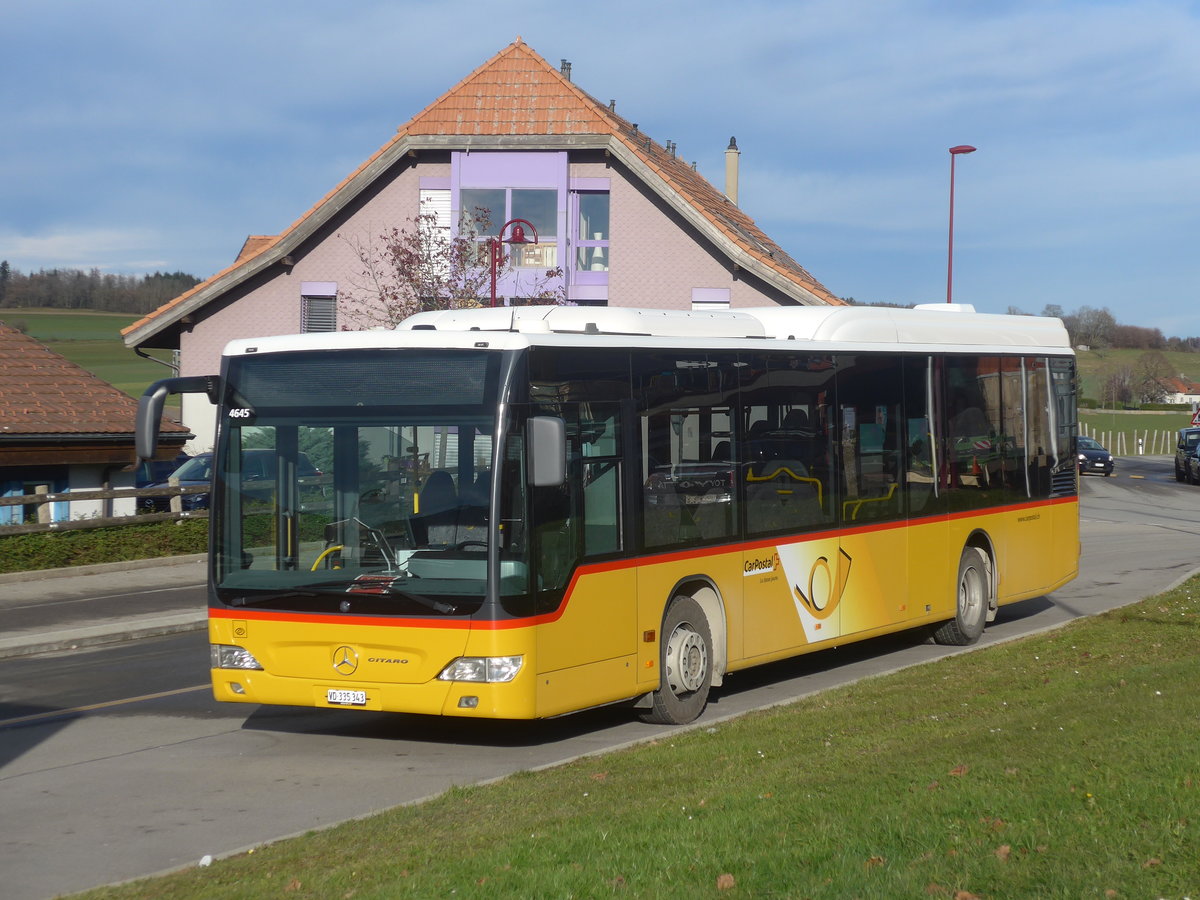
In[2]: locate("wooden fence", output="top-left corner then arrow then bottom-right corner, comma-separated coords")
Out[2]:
1076,424 -> 1180,457
0,480 -> 209,536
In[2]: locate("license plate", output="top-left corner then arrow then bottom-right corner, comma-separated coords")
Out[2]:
326,689 -> 367,706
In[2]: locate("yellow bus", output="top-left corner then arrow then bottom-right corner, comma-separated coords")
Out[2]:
137,304 -> 1078,725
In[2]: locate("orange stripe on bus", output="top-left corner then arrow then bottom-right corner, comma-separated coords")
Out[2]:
211,494 -> 1076,632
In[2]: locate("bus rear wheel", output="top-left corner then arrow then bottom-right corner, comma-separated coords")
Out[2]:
641,596 -> 712,725
933,546 -> 990,646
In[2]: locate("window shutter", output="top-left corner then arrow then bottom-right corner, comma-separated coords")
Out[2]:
419,189 -> 451,233
302,296 -> 336,332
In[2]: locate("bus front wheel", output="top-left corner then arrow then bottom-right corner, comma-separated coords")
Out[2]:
641,596 -> 712,725
933,546 -> 990,646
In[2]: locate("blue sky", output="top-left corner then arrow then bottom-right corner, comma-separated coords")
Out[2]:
3,0 -> 1198,335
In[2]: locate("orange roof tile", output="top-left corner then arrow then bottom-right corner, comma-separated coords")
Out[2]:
236,235 -> 280,264
125,40 -> 839,344
0,322 -> 188,437
394,41 -> 836,298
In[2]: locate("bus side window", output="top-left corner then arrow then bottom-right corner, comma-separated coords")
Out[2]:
739,355 -> 835,537
582,403 -> 621,556
902,356 -> 940,516
641,406 -> 735,547
944,356 -> 1004,503
837,355 -> 904,524
533,479 -> 576,592
1025,357 -> 1058,498
839,404 -> 903,523
634,352 -> 739,550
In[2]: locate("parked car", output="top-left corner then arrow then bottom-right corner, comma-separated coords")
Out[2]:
1185,447 -> 1200,486
133,453 -> 190,488
1174,427 -> 1200,482
1076,436 -> 1113,477
140,450 -> 320,511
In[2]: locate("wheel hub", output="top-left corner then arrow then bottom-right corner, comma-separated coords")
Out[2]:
959,566 -> 984,620
665,625 -> 707,694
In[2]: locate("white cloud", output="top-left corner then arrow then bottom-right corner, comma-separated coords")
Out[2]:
0,228 -> 166,273
3,0 -> 1200,331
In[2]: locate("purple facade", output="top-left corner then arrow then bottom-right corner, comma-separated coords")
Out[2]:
175,149 -> 801,450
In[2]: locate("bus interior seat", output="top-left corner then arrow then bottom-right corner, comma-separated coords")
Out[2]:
782,408 -> 809,432
419,470 -> 457,514
461,470 -> 491,509
450,471 -> 489,548
415,471 -> 468,547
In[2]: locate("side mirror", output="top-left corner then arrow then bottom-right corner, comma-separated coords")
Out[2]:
136,375 -> 220,461
527,416 -> 566,487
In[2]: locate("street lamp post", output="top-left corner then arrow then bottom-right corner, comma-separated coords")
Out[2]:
946,144 -> 976,304
489,218 -> 538,308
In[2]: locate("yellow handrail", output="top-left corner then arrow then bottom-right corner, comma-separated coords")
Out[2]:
842,483 -> 897,521
310,545 -> 344,571
745,467 -> 824,509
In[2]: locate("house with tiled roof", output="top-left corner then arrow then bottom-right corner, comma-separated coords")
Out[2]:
1157,375 -> 1200,406
0,322 -> 190,524
122,39 -> 842,451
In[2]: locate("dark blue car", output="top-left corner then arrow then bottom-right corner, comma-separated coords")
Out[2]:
140,450 -> 320,511
1076,436 -> 1113,477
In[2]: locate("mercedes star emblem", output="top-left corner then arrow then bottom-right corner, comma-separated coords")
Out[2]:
332,645 -> 359,676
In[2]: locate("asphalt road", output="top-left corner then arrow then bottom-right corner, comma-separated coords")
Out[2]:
2,455 -> 1197,900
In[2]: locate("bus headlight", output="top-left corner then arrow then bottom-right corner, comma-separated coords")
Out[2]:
211,644 -> 264,670
438,656 -> 523,683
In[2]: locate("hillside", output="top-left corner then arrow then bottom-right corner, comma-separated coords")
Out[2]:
1074,347 -> 1200,404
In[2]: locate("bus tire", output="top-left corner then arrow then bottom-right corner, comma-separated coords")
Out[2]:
641,596 -> 713,725
933,546 -> 990,646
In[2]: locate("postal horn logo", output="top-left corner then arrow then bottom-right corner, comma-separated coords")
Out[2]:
332,645 -> 359,676
794,547 -> 852,620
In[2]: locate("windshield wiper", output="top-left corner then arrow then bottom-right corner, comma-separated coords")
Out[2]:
360,584 -> 458,615
226,580 -> 458,615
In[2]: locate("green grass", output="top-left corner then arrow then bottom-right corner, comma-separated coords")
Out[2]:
0,308 -> 137,341
46,339 -> 175,397
1078,408 -> 1193,456
78,581 -> 1200,899
0,308 -> 175,398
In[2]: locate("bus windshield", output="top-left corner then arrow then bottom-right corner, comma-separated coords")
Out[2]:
211,348 -> 521,617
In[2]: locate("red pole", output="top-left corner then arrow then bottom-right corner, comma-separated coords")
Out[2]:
947,151 -> 957,304
946,145 -> 976,304
489,237 -> 498,308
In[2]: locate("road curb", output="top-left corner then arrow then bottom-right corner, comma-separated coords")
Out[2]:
0,612 -> 208,660
0,554 -> 207,586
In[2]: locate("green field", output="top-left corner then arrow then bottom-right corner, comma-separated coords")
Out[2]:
1075,346 -> 1200,405
0,308 -> 174,398
77,581 -> 1200,899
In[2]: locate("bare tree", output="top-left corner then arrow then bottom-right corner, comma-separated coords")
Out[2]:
1072,306 -> 1117,348
338,204 -> 566,329
1100,364 -> 1134,408
1134,350 -> 1172,404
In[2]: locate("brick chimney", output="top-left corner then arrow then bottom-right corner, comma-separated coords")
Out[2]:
725,136 -> 740,205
